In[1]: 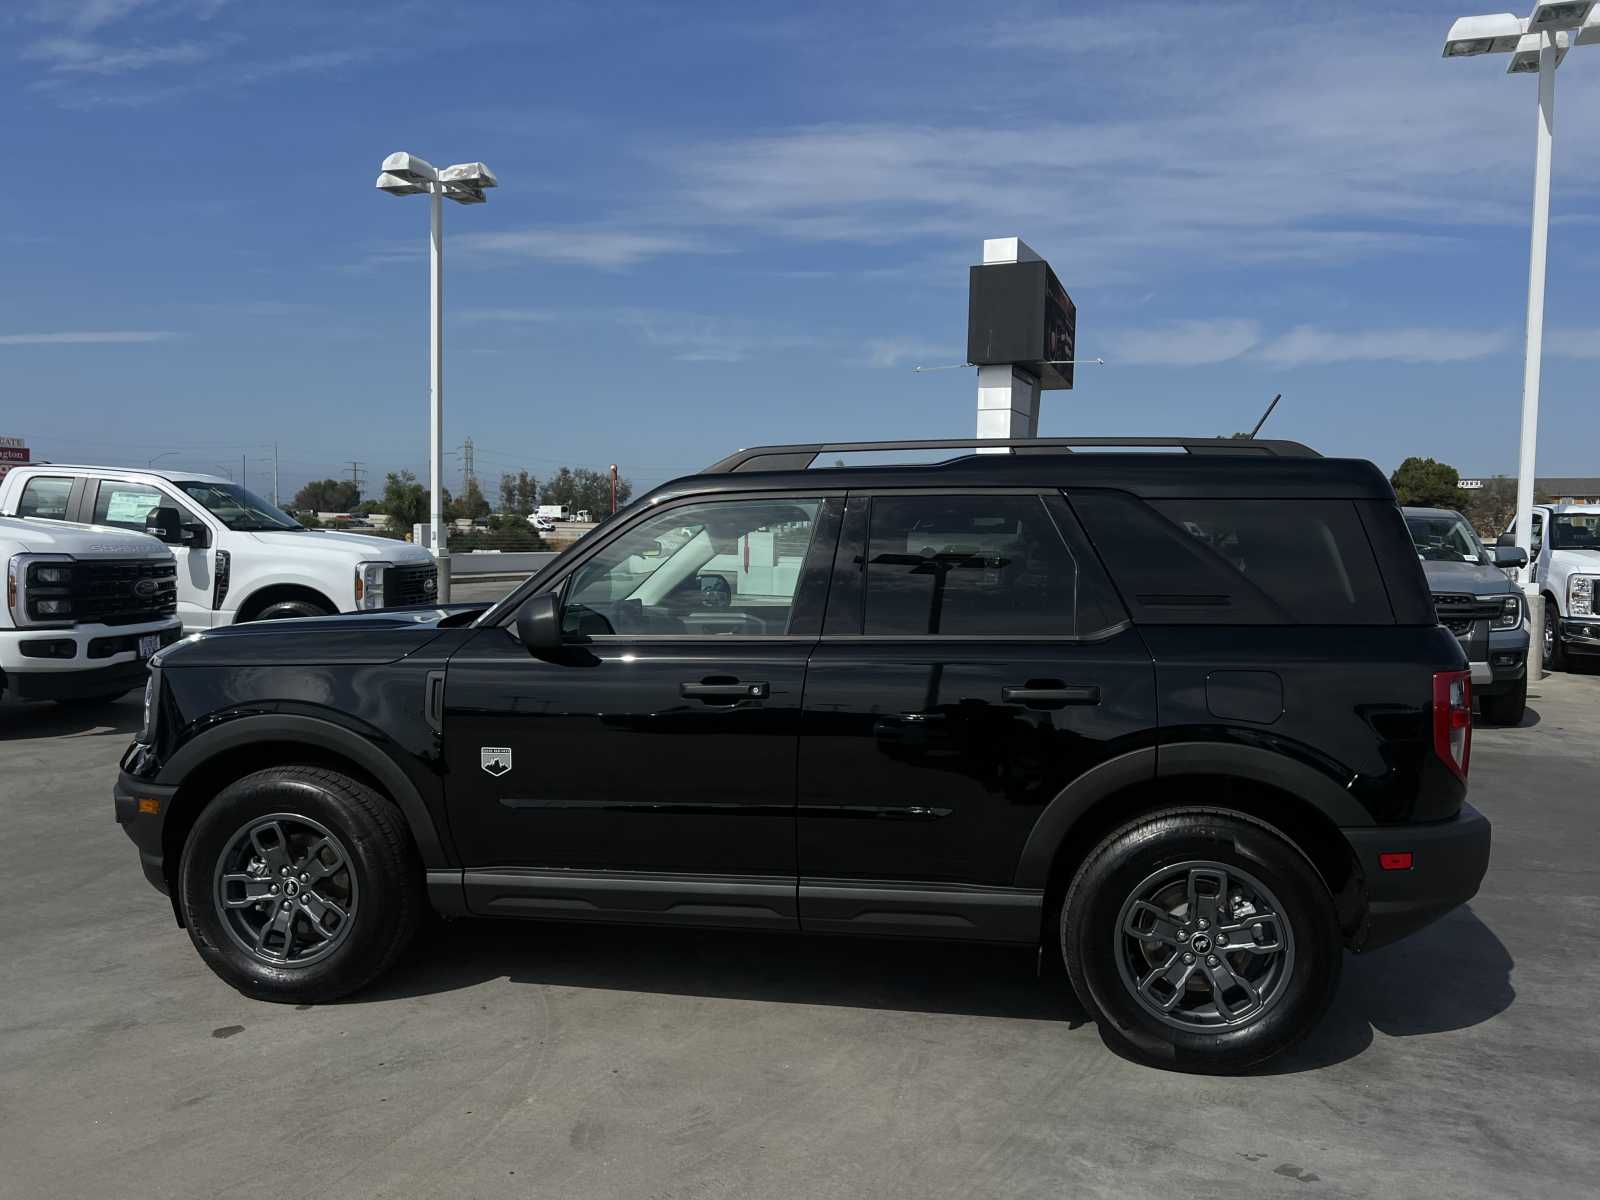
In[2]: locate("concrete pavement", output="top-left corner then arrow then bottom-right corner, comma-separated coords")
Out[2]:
1,668 -> 1596,1199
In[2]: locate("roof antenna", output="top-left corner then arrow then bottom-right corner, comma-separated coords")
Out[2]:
1248,394 -> 1283,439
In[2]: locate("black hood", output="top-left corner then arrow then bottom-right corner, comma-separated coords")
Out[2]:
155,603 -> 487,667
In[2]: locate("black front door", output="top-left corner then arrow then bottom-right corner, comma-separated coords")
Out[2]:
796,492 -> 1156,934
442,494 -> 841,892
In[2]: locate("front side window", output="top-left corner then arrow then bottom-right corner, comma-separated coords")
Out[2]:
562,497 -> 822,636
176,481 -> 301,532
15,476 -> 71,519
93,482 -> 166,531
860,494 -> 1116,637
1406,513 -> 1488,564
1549,513 -> 1600,550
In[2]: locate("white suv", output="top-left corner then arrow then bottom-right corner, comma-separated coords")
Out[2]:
2,513 -> 181,705
1511,502 -> 1600,671
0,467 -> 437,632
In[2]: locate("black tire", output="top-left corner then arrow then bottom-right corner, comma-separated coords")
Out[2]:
178,765 -> 422,1004
1544,598 -> 1566,671
1060,808 -> 1341,1074
1478,675 -> 1527,726
53,690 -> 130,706
247,598 -> 332,622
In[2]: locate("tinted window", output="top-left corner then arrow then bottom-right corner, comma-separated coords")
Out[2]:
16,476 -> 72,519
563,497 -> 823,636
1549,512 -> 1600,550
1405,513 -> 1487,564
93,482 -> 166,531
1070,490 -> 1392,625
860,494 -> 1120,636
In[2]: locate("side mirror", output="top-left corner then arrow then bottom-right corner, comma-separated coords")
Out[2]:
145,506 -> 184,544
182,521 -> 211,549
1494,545 -> 1528,569
514,592 -> 563,654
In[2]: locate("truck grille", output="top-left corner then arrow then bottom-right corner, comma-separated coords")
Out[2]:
1432,593 -> 1503,623
75,559 -> 178,626
384,562 -> 439,607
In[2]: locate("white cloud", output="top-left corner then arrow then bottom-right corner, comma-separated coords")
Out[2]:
457,308 -> 560,323
1106,320 -> 1261,366
453,229 -> 705,269
23,36 -> 213,74
1545,328 -> 1600,359
0,330 -> 180,345
1254,325 -> 1510,367
859,337 -> 952,368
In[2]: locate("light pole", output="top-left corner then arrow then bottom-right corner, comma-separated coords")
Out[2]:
375,151 -> 499,602
1443,3 -> 1599,679
147,450 -> 179,468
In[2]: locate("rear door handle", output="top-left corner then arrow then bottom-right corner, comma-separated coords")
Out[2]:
1001,682 -> 1101,707
680,680 -> 769,700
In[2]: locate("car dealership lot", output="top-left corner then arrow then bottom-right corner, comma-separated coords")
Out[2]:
1,654 -> 1596,1199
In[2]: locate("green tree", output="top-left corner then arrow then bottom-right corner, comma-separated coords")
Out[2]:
497,469 -> 538,516
540,466 -> 632,516
458,476 -> 491,520
1390,457 -> 1461,508
292,479 -> 361,512
381,470 -> 427,531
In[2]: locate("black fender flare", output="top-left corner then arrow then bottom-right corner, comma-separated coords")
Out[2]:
1012,742 -> 1369,889
157,712 -> 451,867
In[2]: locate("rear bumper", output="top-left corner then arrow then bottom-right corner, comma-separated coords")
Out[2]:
1343,802 -> 1491,951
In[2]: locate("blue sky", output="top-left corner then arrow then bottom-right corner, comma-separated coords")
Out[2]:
2,0 -> 1598,502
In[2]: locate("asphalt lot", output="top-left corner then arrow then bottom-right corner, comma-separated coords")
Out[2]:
2,625 -> 1597,1199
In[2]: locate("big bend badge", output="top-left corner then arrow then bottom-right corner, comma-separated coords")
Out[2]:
480,747 -> 512,777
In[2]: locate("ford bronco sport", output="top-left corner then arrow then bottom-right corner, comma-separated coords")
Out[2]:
114,437 -> 1490,1072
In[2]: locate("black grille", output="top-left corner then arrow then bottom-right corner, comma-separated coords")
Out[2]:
1432,592 -> 1503,622
75,559 -> 178,626
384,562 -> 439,607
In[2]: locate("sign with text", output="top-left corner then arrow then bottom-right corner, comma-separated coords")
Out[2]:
966,260 -> 1077,390
0,436 -> 29,480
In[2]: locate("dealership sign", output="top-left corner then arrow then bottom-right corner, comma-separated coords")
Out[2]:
0,436 -> 28,481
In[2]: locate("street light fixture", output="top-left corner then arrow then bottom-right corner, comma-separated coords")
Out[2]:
1442,4 -> 1597,678
374,149 -> 499,601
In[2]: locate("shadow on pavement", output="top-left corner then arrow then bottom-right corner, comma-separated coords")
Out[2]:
363,902 -> 1513,1068
0,694 -> 142,741
368,918 -> 1091,1026
1268,904 -> 1514,1073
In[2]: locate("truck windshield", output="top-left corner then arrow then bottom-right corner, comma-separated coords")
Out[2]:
177,482 -> 303,532
1405,514 -> 1487,564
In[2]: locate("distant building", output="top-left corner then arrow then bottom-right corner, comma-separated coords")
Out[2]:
1537,477 -> 1600,505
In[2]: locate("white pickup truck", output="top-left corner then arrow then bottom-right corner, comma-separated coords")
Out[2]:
1513,502 -> 1600,671
0,466 -> 438,632
1,513 -> 181,705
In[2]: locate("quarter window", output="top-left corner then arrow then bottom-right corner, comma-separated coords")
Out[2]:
859,494 -> 1120,637
15,476 -> 72,520
562,498 -> 823,637
92,482 -> 167,531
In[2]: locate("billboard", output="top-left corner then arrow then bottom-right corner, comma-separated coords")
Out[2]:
966,259 -> 1077,390
0,436 -> 28,482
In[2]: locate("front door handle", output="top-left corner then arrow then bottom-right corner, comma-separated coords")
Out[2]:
680,679 -> 769,701
1001,681 -> 1101,707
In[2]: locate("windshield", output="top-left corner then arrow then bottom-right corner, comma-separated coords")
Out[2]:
1406,514 -> 1487,564
1549,513 -> 1600,551
177,481 -> 302,532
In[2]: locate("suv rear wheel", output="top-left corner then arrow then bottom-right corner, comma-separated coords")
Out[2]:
178,765 -> 421,1003
1060,808 -> 1340,1073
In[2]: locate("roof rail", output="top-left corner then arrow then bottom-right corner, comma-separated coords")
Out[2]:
701,436 -> 1321,474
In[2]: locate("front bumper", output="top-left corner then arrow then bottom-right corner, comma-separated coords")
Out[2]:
1342,802 -> 1491,951
114,769 -> 178,896
1,619 -> 181,701
1558,616 -> 1600,653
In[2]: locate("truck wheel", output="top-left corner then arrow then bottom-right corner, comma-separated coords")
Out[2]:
1478,676 -> 1527,726
1060,808 -> 1340,1074
1544,598 -> 1566,671
178,766 -> 422,1004
249,598 -> 331,622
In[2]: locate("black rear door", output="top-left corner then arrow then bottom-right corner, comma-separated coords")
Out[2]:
795,491 -> 1157,939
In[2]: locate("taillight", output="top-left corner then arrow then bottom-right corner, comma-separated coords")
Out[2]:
1432,669 -> 1472,780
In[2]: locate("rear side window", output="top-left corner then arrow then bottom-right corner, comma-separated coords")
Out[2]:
855,494 -> 1123,637
1068,490 -> 1392,625
15,476 -> 72,520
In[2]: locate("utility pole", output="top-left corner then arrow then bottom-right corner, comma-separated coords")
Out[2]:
463,436 -> 475,491
272,442 -> 279,508
347,460 -> 366,501
241,453 -> 246,494
610,463 -> 619,515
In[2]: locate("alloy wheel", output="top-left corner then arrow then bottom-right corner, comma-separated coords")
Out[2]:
212,813 -> 358,966
1113,860 -> 1296,1033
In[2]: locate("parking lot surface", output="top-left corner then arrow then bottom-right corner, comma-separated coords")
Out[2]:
2,641 -> 1596,1199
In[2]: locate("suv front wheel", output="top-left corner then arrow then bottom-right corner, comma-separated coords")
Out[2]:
1060,808 -> 1341,1073
178,765 -> 422,1003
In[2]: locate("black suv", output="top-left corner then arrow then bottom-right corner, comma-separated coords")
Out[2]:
115,438 -> 1491,1072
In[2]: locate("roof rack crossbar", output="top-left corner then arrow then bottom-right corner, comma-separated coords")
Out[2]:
702,437 -> 1319,474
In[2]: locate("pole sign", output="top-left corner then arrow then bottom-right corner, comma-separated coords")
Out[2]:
966,259 -> 1077,390
0,436 -> 28,481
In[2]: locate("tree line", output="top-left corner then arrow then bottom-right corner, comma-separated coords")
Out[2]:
291,464 -> 633,529
1389,457 -> 1551,536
